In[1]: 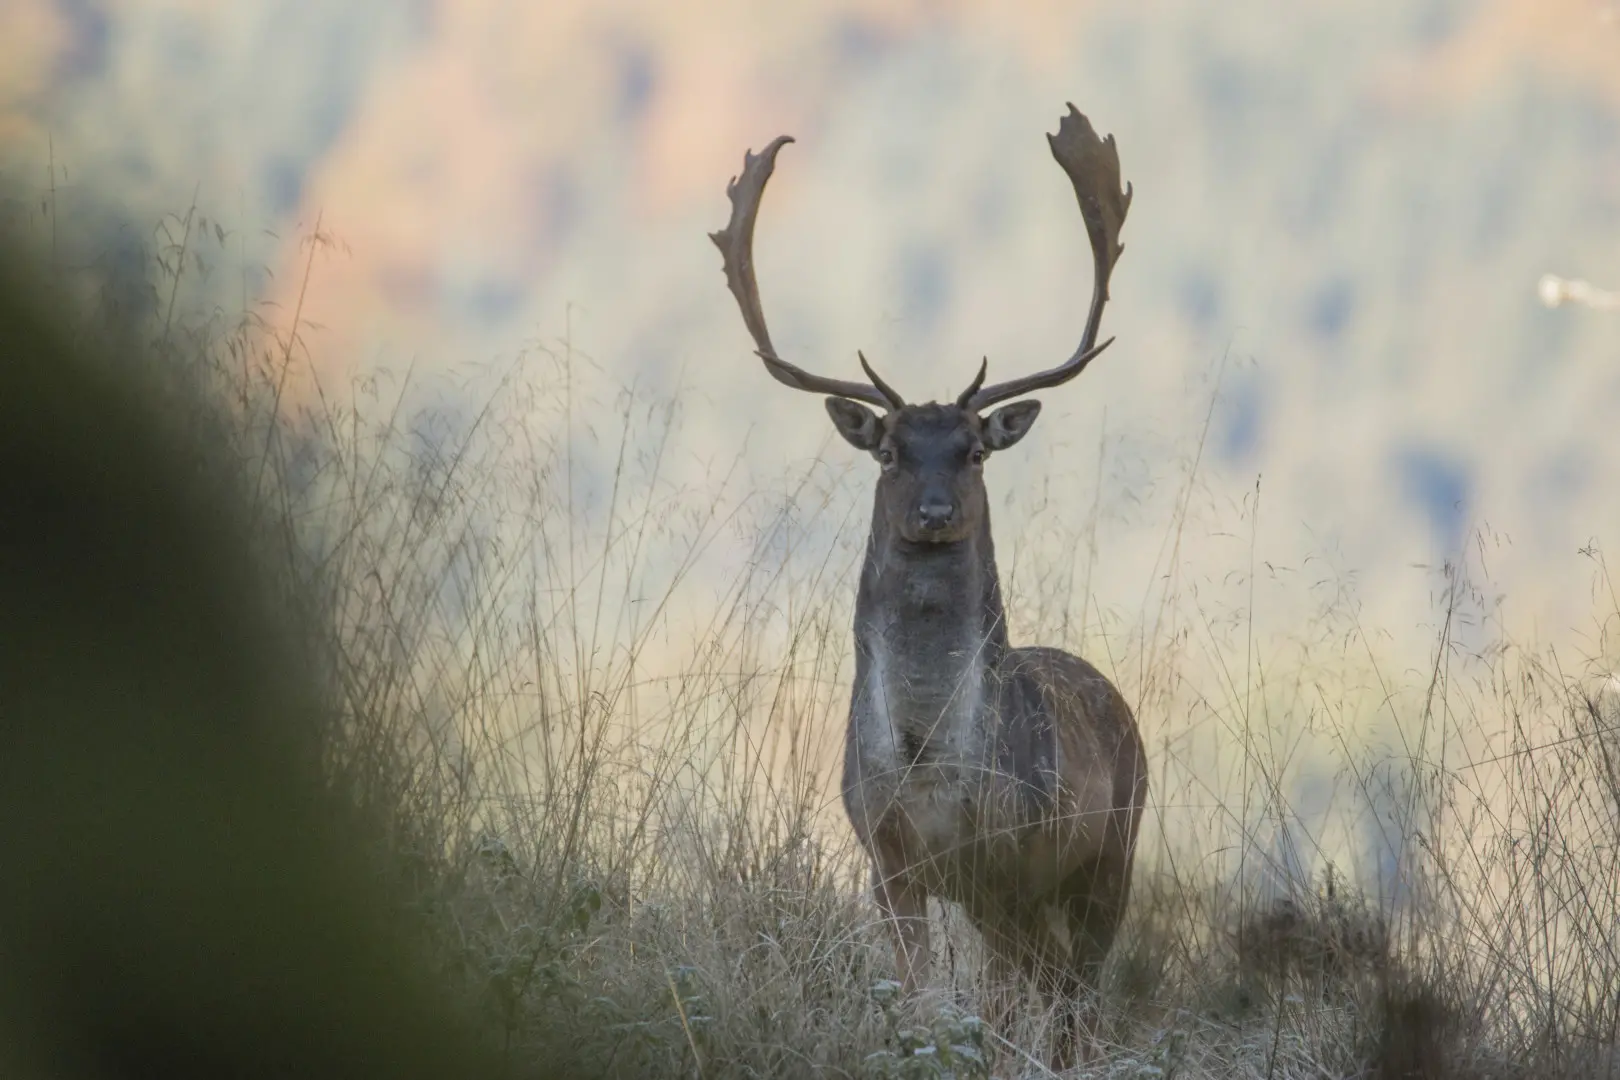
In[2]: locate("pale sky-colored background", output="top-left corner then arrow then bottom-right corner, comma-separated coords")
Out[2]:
4,0 -> 1620,674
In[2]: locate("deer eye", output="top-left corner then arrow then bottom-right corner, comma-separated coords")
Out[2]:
970,448 -> 985,466
878,447 -> 896,468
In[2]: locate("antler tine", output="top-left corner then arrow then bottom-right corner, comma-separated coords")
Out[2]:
857,351 -> 905,409
964,104 -> 1131,413
709,137 -> 904,411
954,357 -> 988,408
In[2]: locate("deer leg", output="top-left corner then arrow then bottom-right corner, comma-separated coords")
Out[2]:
871,860 -> 930,993
1047,860 -> 1130,1068
975,918 -> 1025,1050
1044,965 -> 1091,1071
1002,904 -> 1087,1071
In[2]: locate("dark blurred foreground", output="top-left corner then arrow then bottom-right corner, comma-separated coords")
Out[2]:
0,259 -> 506,1079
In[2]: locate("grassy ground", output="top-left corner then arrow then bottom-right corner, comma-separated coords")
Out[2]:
16,205 -> 1620,1079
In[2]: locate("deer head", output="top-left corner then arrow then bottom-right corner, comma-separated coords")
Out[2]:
709,105 -> 1131,547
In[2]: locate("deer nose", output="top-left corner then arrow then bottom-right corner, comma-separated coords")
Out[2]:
917,501 -> 955,531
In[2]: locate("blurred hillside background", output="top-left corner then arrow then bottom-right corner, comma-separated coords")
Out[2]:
4,0 -> 1618,657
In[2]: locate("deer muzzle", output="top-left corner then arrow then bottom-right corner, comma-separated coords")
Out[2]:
917,500 -> 956,533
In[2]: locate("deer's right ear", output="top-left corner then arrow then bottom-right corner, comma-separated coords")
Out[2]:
824,397 -> 883,451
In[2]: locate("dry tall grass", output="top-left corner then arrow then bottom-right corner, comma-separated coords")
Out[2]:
22,201 -> 1620,1079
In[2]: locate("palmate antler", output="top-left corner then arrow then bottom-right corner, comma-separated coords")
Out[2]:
711,104 -> 1130,415
708,136 -> 905,411
959,104 -> 1132,412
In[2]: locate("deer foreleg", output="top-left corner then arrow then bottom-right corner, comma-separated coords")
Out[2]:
871,860 -> 930,992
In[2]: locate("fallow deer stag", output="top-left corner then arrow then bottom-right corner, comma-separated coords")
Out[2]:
710,105 -> 1148,1066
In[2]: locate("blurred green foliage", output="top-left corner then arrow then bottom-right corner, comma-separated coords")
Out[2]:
0,259 -> 511,1080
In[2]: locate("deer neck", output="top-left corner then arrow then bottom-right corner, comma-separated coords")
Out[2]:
853,509 -> 1008,767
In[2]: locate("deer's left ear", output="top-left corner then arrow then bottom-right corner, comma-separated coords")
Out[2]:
982,400 -> 1042,451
